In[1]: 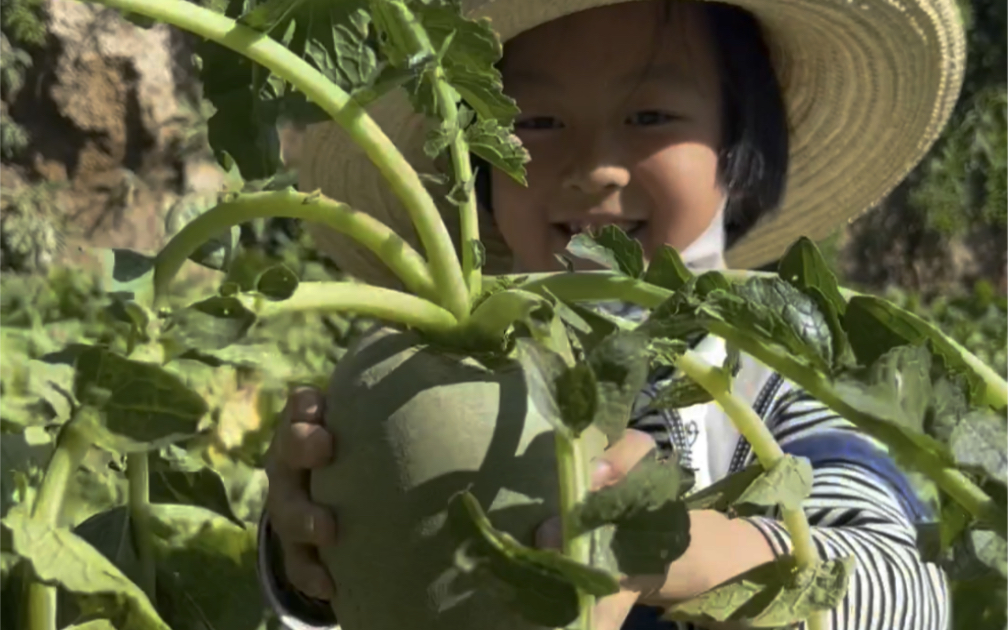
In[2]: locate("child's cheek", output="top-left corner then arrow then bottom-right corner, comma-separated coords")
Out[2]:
490,172 -> 554,271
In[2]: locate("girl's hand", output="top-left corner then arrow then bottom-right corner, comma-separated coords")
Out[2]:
264,386 -> 338,600
534,429 -> 659,630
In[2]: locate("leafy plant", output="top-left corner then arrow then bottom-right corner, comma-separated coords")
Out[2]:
0,182 -> 68,273
2,2 -> 1006,630
0,0 -> 48,48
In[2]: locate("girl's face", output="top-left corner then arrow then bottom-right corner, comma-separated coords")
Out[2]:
491,1 -> 726,272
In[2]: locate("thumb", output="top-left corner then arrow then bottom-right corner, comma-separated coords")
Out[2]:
591,429 -> 658,490
593,588 -> 643,630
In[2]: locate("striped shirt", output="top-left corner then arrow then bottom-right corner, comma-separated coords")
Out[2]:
257,323 -> 951,630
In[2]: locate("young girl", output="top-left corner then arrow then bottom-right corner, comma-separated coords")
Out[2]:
258,0 -> 964,628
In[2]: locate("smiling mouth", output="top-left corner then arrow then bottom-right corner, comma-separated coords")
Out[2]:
555,221 -> 646,238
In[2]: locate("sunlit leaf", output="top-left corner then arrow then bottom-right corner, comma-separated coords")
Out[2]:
644,245 -> 693,292
447,491 -> 619,627
567,227 -> 645,278
71,346 -> 209,453
663,556 -> 854,627
588,332 -> 650,441
3,506 -> 171,630
571,454 -> 692,574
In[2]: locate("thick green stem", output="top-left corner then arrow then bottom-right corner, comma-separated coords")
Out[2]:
22,423 -> 92,630
556,434 -> 594,630
673,350 -> 826,630
154,190 -> 437,304
520,266 -> 1007,413
254,281 -> 459,334
463,289 -> 550,342
508,272 -> 670,309
432,72 -> 481,300
88,0 -> 469,321
518,271 -> 1006,534
127,453 -> 157,602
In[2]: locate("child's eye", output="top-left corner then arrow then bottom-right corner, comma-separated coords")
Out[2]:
626,111 -> 678,126
515,116 -> 564,131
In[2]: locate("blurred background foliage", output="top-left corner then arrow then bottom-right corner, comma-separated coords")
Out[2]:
0,0 -> 1005,628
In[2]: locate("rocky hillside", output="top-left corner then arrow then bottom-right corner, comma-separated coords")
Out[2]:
1,0 -> 237,275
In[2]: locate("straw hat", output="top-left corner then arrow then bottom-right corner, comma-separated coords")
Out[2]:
301,0 -> 966,289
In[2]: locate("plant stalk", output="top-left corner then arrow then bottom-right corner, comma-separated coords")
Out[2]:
21,422 -> 92,630
431,72 -> 482,301
89,0 -> 469,321
509,272 -> 671,309
464,289 -> 551,342
708,320 -> 1008,538
556,433 -> 594,630
722,270 -> 1008,411
673,350 -> 827,630
153,189 -> 438,304
254,281 -> 459,334
127,453 -> 157,602
518,271 -> 1006,535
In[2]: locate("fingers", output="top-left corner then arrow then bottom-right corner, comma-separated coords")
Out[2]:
591,429 -> 657,489
267,479 -> 338,546
535,516 -> 562,550
282,541 -> 336,601
534,430 -> 658,552
593,588 -> 643,630
275,386 -> 334,470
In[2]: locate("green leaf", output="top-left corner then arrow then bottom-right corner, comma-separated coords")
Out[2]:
644,245 -> 693,291
554,363 -> 598,437
729,277 -> 835,371
149,449 -> 244,526
447,490 -> 619,627
843,296 -> 986,404
570,454 -> 692,574
147,504 -> 265,630
515,339 -> 572,439
734,455 -> 814,514
196,0 -> 378,179
948,410 -> 1007,486
945,529 -> 1008,581
663,556 -> 854,627
409,0 -> 518,124
567,226 -> 645,278
683,463 -> 765,512
71,346 -> 209,454
255,263 -> 299,300
777,237 -> 846,315
466,119 -> 528,185
468,239 -> 487,270
587,332 -> 651,441
832,344 -> 955,467
950,576 -> 1007,630
3,506 -> 171,630
645,373 -> 713,412
100,249 -> 156,308
553,300 -> 633,356
160,296 -> 257,360
238,0 -> 306,32
74,504 -> 265,630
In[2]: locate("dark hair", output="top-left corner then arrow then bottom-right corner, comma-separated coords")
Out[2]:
471,1 -> 790,249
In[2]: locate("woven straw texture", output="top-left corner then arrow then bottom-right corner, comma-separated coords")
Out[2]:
302,0 -> 966,289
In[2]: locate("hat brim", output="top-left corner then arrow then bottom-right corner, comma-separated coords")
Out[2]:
302,0 -> 966,289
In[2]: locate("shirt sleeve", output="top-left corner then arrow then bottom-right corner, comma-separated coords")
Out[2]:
739,386 -> 951,630
257,512 -> 340,630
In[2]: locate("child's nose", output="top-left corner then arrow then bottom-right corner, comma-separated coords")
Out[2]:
562,162 -> 631,195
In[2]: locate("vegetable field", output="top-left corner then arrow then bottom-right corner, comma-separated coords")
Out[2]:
1,1 -> 1006,630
